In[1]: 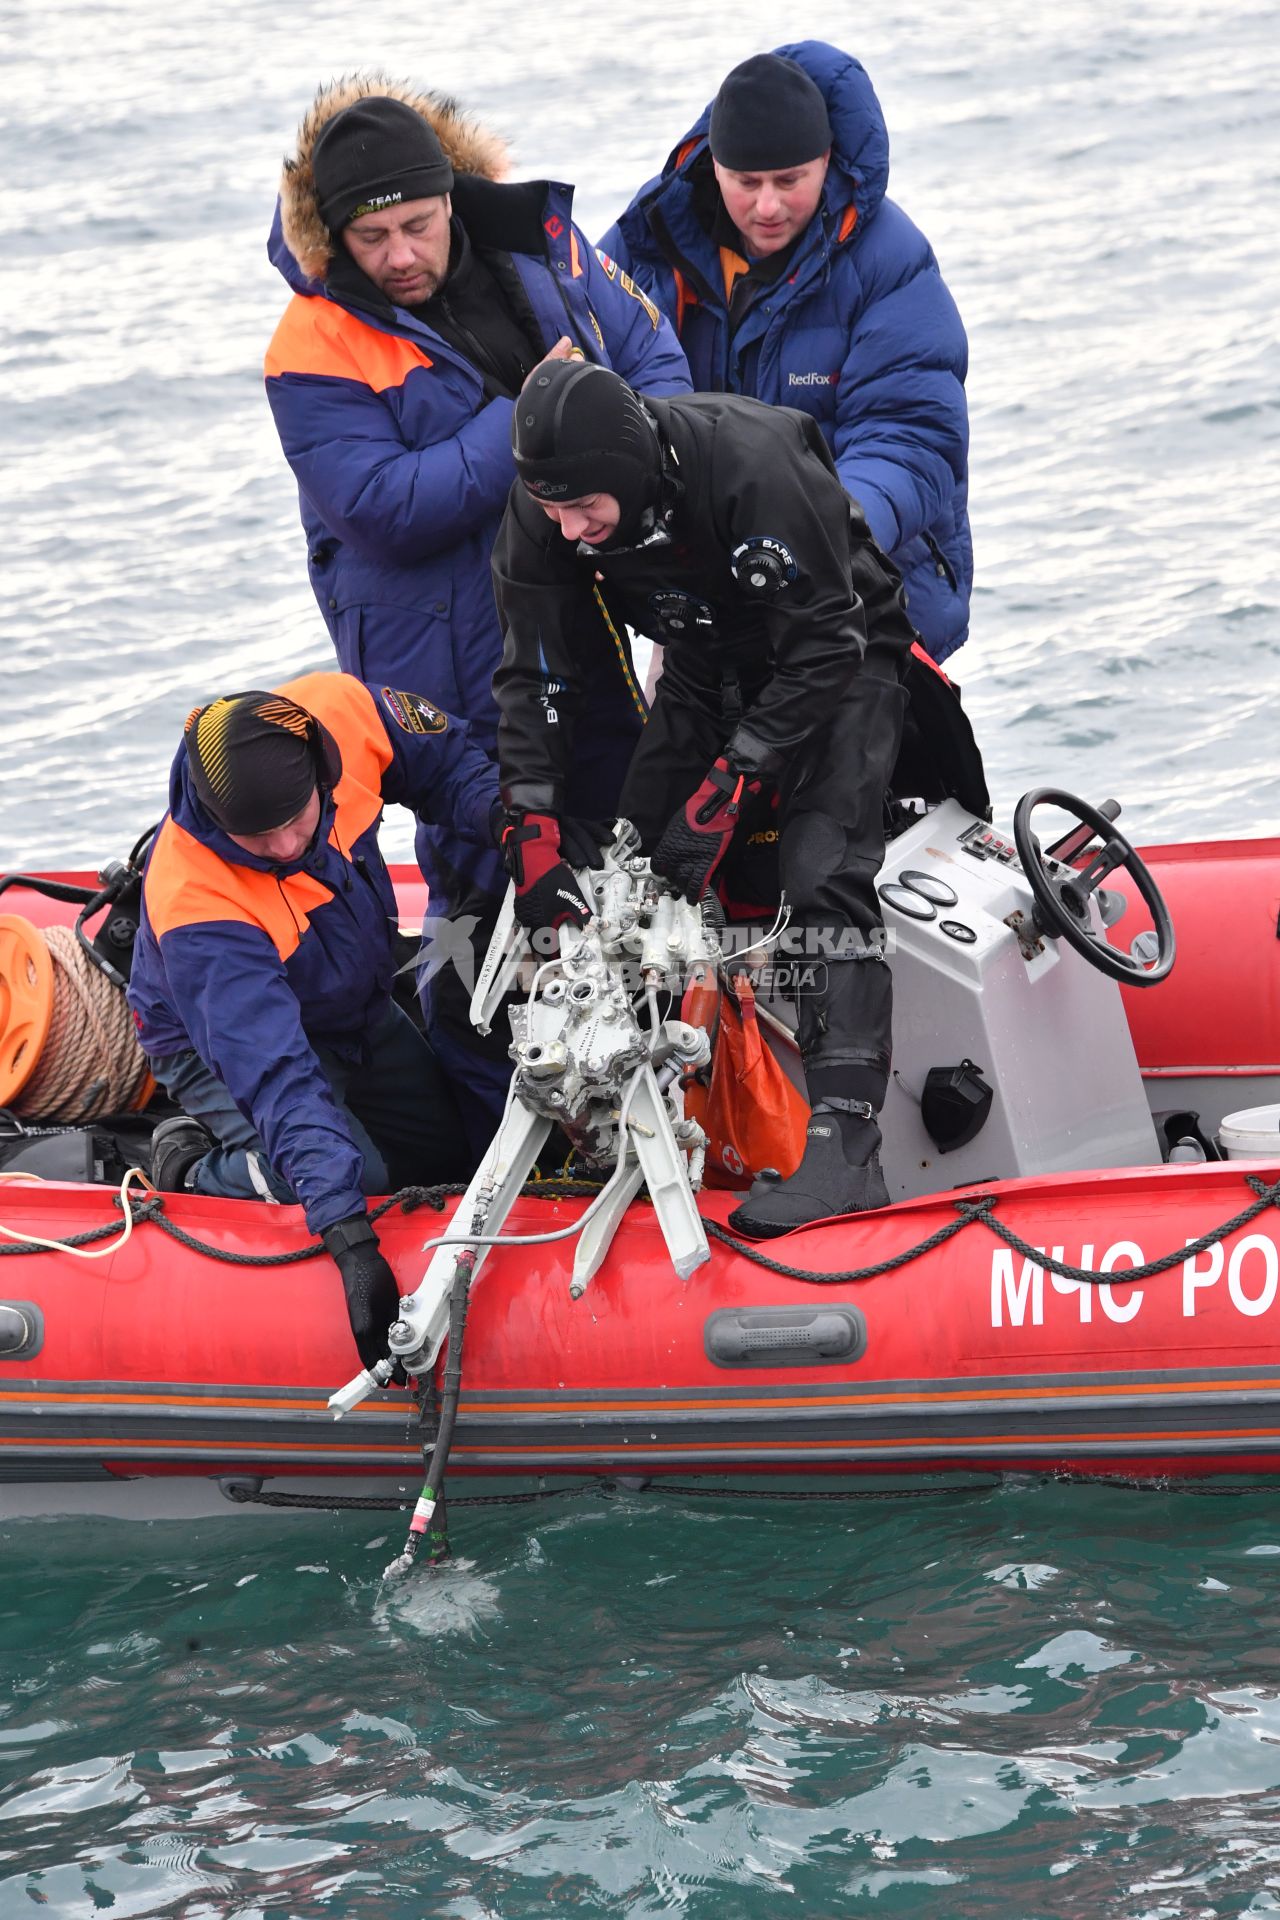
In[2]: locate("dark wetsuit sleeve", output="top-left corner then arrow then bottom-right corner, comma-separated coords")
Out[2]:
490,487 -> 597,812
714,416 -> 911,778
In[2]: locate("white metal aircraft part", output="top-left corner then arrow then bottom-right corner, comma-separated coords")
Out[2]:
327,1356 -> 393,1421
468,884 -> 528,1037
389,1098 -> 552,1377
448,841 -> 715,1326
570,1158 -> 646,1298
614,1061 -> 709,1280
331,832 -> 719,1411
569,1039 -> 712,1297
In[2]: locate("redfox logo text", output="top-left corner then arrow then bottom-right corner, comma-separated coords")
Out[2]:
991,1237 -> 1280,1328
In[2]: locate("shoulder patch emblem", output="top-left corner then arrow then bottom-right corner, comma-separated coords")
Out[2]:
381,687 -> 449,735
595,249 -> 619,280
617,269 -> 661,331
730,537 -> 799,596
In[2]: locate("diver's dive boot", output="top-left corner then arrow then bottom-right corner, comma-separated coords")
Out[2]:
727,1102 -> 889,1239
149,1116 -> 214,1193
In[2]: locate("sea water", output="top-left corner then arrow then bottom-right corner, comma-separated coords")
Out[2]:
2,0 -> 1279,1911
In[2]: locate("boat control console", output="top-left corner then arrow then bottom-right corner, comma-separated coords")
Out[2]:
868,798 -> 1164,1201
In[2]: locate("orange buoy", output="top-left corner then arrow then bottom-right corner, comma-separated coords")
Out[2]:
0,914 -> 55,1106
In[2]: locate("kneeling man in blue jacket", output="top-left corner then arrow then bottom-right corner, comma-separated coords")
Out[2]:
602,42 -> 972,665
127,673 -> 498,1375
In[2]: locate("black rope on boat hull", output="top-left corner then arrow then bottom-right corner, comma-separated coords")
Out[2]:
218,1474 -> 1273,1514
5,1178 -> 1280,1297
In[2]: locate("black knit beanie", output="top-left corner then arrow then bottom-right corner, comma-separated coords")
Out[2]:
513,361 -> 663,542
184,691 -> 322,837
312,96 -> 454,233
708,54 -> 832,171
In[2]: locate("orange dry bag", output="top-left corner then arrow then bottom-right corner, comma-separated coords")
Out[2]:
682,975 -> 810,1190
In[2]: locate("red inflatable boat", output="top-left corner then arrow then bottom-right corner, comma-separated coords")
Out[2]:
1,799 -> 1278,1515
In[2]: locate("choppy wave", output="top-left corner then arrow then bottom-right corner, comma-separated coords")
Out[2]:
5,1485 -> 1280,1915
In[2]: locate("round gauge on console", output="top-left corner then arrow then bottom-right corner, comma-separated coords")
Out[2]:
897,870 -> 958,907
879,883 -> 937,921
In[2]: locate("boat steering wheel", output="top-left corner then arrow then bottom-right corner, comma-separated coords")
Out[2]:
1012,788 -> 1175,987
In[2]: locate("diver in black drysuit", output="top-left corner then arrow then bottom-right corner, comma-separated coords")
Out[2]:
490,359 -> 985,1235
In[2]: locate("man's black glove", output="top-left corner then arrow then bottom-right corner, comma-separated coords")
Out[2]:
501,810 -> 592,934
321,1213 -> 401,1374
650,758 -> 761,901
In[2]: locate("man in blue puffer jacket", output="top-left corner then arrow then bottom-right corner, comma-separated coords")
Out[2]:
265,79 -> 691,1131
601,42 -> 971,664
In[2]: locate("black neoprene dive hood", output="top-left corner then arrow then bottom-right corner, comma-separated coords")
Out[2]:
512,360 -> 663,543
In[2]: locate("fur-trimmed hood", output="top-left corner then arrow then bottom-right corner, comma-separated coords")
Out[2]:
280,74 -> 510,282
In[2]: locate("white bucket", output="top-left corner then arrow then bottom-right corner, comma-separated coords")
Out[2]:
1218,1103 -> 1280,1161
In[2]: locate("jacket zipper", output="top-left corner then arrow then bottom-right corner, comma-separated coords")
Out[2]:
550,274 -> 592,355
923,532 -> 959,592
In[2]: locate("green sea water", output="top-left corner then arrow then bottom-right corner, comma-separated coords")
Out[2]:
3,1480 -> 1279,1916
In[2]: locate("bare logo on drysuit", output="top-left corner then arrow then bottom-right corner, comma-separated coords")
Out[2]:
648,590 -> 715,638
380,687 -> 448,735
730,536 -> 798,596
540,669 -> 565,726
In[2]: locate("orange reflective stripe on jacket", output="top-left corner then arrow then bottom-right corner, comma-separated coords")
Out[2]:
143,819 -> 330,957
280,672 -> 393,854
264,295 -> 434,394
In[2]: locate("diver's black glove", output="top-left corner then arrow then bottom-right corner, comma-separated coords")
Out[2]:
501,810 -> 592,934
651,758 -> 760,902
557,816 -> 612,870
322,1213 -> 401,1374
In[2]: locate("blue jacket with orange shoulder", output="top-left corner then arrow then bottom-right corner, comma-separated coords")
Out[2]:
264,83 -> 691,921
127,673 -> 497,1234
600,41 -> 972,664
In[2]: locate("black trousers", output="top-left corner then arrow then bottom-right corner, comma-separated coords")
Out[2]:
619,642 -> 907,1109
